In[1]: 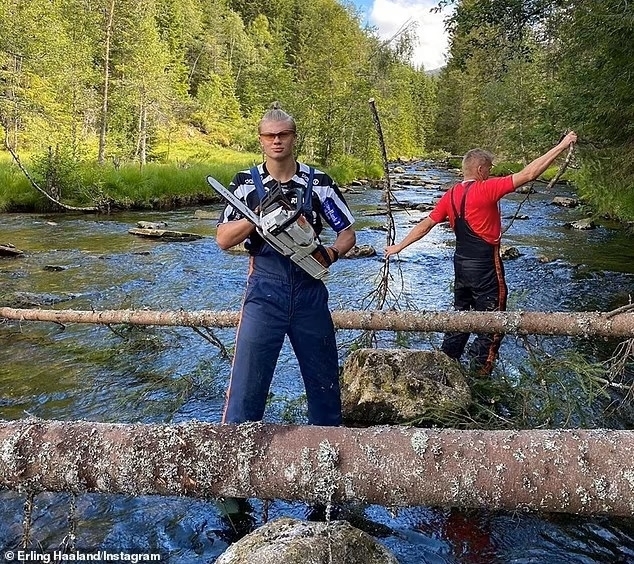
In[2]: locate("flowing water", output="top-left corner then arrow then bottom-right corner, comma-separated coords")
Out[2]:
0,162 -> 633,562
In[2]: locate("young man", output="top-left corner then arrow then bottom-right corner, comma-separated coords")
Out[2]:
216,104 -> 356,425
385,131 -> 578,374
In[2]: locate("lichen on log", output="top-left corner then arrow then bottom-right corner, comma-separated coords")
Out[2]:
1,308 -> 634,338
0,420 -> 633,517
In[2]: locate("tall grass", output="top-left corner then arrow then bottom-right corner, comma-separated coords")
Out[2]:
0,139 -> 382,212
0,145 -> 262,212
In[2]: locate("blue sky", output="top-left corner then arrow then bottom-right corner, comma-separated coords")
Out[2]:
345,0 -> 451,70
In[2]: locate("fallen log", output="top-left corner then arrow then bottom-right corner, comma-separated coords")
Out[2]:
1,307 -> 633,337
0,420 -> 632,516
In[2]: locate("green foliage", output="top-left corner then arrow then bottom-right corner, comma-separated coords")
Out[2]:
0,0 -> 434,198
0,159 -> 41,212
413,345 -> 614,431
512,348 -> 611,428
431,0 -> 634,221
323,154 -> 383,186
574,149 -> 634,221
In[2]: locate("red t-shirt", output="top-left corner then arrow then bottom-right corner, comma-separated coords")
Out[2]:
429,176 -> 516,245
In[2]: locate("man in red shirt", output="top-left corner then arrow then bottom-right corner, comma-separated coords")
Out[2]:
385,131 -> 578,374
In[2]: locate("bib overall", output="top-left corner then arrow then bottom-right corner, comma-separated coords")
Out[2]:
222,167 -> 342,425
440,182 -> 507,374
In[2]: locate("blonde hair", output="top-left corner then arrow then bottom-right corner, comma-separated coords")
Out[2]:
462,148 -> 494,171
258,101 -> 296,133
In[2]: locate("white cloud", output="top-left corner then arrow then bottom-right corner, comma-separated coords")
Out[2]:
368,0 -> 451,70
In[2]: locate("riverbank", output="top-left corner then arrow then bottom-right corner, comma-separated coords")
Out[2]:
0,144 -> 383,214
2,148 -> 633,228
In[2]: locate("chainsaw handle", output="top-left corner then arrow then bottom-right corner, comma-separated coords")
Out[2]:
267,187 -> 305,235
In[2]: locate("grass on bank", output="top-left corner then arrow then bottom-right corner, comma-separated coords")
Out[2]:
0,139 -> 383,213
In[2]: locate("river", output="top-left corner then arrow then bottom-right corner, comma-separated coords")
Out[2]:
0,161 -> 633,562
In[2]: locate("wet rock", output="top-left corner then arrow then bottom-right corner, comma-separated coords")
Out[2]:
415,203 -> 434,212
564,218 -> 596,230
215,517 -> 398,564
0,244 -> 24,257
128,228 -> 204,241
193,209 -> 217,220
343,245 -> 376,259
515,184 -> 535,194
391,166 -> 406,174
43,265 -> 69,271
137,220 -> 168,229
227,243 -> 248,254
500,246 -> 521,260
6,291 -> 79,307
341,348 -> 471,425
552,196 -> 579,208
503,214 -> 529,220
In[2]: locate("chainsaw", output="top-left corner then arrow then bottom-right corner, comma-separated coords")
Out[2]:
206,176 -> 329,279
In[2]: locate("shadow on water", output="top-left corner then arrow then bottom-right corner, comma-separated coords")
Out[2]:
0,162 -> 633,562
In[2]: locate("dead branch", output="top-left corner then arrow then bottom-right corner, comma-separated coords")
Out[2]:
546,142 -> 576,190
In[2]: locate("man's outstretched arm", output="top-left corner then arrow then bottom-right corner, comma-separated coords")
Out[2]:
384,216 -> 437,258
512,131 -> 578,189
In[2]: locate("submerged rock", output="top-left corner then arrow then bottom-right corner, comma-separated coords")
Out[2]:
215,517 -> 398,564
564,218 -> 596,230
6,291 -> 79,307
137,220 -> 168,229
128,228 -> 203,241
552,196 -> 579,208
500,245 -> 521,260
193,209 -> 218,220
343,245 -> 376,259
341,348 -> 471,425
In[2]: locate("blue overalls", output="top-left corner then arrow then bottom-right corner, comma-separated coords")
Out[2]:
441,182 -> 507,374
222,167 -> 342,426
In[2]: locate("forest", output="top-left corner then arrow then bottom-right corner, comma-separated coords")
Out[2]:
0,0 -> 633,221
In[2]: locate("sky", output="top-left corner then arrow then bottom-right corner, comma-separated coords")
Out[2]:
348,0 -> 452,71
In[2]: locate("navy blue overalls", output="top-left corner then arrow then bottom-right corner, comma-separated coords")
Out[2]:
222,167 -> 342,426
440,182 -> 507,374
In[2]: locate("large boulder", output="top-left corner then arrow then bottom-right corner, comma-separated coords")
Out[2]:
341,348 -> 471,425
215,517 -> 398,564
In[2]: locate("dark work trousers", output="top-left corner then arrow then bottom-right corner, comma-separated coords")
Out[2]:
441,184 -> 507,374
222,248 -> 342,426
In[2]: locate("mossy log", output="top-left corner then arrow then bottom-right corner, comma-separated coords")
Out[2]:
1,307 -> 633,337
0,420 -> 632,516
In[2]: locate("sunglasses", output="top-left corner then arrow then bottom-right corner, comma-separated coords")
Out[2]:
259,130 -> 296,141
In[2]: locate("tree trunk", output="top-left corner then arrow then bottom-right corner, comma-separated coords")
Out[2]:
1,307 -> 633,338
98,0 -> 115,166
0,420 -> 632,516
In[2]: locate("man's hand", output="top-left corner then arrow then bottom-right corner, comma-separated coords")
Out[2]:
384,244 -> 401,259
561,130 -> 577,147
312,245 -> 339,267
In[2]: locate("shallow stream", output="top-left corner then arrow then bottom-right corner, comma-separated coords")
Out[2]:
0,162 -> 633,562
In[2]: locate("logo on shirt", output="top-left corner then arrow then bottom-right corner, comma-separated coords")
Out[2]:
322,198 -> 346,230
